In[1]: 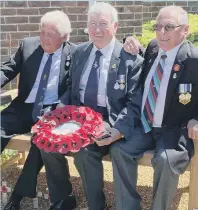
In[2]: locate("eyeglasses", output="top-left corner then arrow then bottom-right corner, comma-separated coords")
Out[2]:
88,22 -> 111,29
153,23 -> 183,32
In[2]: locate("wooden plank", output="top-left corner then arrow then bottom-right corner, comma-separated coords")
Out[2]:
0,95 -> 12,105
6,134 -> 32,152
0,89 -> 18,99
5,133 -> 190,171
188,140 -> 198,210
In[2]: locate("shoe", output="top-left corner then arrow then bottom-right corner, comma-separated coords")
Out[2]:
3,201 -> 20,210
3,193 -> 23,210
48,196 -> 77,210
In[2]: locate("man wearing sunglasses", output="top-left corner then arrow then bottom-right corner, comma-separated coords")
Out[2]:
111,5 -> 198,210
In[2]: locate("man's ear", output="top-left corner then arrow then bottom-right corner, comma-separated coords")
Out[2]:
114,22 -> 118,33
183,24 -> 189,37
62,34 -> 69,41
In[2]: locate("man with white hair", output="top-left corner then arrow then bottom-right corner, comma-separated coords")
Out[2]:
40,2 -> 143,210
1,10 -> 77,210
111,6 -> 198,210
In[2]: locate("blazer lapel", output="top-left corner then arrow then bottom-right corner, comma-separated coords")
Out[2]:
106,40 -> 122,93
59,42 -> 70,85
163,42 -> 188,117
143,46 -> 158,82
28,45 -> 44,91
72,43 -> 93,96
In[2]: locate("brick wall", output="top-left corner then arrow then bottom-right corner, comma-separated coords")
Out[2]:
143,1 -> 198,22
1,1 -> 198,90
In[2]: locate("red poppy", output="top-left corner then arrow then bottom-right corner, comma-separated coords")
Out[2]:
31,105 -> 105,154
1,186 -> 8,193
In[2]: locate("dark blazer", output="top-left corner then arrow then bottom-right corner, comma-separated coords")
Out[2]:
60,40 -> 144,140
142,39 -> 198,174
1,36 -> 76,126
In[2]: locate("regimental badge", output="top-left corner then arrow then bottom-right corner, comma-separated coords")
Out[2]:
43,74 -> 47,80
93,62 -> 98,68
178,84 -> 192,105
65,61 -> 70,66
112,64 -> 116,69
67,56 -> 71,60
173,73 -> 177,79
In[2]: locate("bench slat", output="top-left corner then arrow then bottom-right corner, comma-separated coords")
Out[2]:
5,134 -> 190,171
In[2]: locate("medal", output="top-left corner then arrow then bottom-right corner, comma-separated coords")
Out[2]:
178,83 -> 192,105
119,83 -> 125,90
179,93 -> 186,105
114,82 -> 119,90
185,92 -> 191,103
118,75 -> 126,90
179,93 -> 191,105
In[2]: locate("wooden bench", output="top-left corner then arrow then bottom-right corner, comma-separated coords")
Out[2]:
1,89 -> 198,210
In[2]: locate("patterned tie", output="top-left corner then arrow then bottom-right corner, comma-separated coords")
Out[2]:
84,50 -> 102,110
32,53 -> 53,122
141,54 -> 167,133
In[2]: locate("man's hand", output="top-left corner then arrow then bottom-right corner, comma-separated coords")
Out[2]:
123,36 -> 143,55
187,119 -> 198,140
94,127 -> 123,147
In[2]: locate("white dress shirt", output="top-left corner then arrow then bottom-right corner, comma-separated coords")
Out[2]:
142,42 -> 183,127
79,38 -> 115,107
25,45 -> 63,104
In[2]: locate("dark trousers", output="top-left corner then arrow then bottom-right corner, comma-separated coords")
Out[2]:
1,103 -> 43,197
1,103 -> 73,202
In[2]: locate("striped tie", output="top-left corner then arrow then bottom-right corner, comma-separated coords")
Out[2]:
141,54 -> 167,133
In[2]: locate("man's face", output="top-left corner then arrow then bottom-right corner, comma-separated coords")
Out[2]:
88,13 -> 118,49
155,12 -> 189,51
40,23 -> 66,54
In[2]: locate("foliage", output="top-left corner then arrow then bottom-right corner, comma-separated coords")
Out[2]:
1,103 -> 16,163
1,149 -> 17,163
134,14 -> 198,47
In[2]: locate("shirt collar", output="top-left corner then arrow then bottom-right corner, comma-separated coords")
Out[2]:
158,41 -> 184,61
45,44 -> 63,58
92,37 -> 115,58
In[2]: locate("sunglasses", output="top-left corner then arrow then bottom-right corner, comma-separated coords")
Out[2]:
153,23 -> 183,32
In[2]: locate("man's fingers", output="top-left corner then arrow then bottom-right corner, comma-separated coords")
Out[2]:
188,127 -> 198,140
188,128 -> 192,139
124,37 -> 141,55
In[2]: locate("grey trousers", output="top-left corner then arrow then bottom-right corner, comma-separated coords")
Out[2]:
74,143 -> 109,210
110,127 -> 179,210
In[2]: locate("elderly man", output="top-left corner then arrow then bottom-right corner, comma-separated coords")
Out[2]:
1,11 -> 76,210
41,2 -> 143,210
111,6 -> 198,210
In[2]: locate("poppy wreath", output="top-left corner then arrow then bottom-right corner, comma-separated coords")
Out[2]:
31,105 -> 105,154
